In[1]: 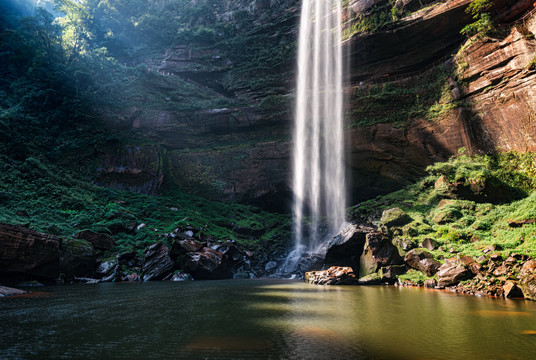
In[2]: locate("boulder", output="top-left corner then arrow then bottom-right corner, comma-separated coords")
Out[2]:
359,231 -> 403,277
305,266 -> 359,285
519,274 -> 536,301
170,238 -> 205,259
142,242 -> 174,281
381,208 -> 412,228
437,261 -> 472,288
60,238 -> 97,278
74,230 -> 114,250
492,265 -> 509,277
404,249 -> 441,276
96,259 -> 118,276
420,238 -> 438,251
431,206 -> 463,224
297,253 -> 324,274
503,281 -> 524,299
169,271 -> 194,281
0,285 -> 27,297
456,254 -> 481,275
0,223 -> 60,279
323,223 -> 370,268
186,247 -> 230,280
378,265 -> 407,283
522,260 -> 536,273
424,279 -> 437,288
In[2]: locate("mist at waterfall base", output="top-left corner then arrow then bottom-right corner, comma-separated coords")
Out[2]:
281,0 -> 346,277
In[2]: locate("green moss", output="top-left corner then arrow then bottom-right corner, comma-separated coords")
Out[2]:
348,65 -> 459,128
398,269 -> 434,285
0,155 -> 291,256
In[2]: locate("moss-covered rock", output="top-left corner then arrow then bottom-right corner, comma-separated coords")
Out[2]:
381,208 -> 412,228
60,238 -> 97,277
431,205 -> 463,224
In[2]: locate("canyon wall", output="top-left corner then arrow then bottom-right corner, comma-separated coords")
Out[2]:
97,0 -> 536,209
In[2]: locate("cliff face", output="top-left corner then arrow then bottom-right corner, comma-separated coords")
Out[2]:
97,0 -> 536,209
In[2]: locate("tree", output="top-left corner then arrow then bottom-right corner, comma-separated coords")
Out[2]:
461,0 -> 494,37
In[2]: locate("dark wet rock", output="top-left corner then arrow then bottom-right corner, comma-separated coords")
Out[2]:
74,230 -> 114,250
323,223 -> 370,268
305,266 -> 359,285
298,254 -> 324,274
359,232 -> 403,278
170,237 -> 205,259
60,239 -> 97,278
503,281 -> 524,299
96,259 -> 118,276
381,208 -> 412,228
17,280 -> 44,287
264,261 -> 278,272
124,273 -> 140,282
437,261 -> 472,288
117,251 -> 137,263
424,279 -> 437,288
0,286 -> 27,297
404,249 -> 441,277
358,273 -> 383,285
142,242 -> 174,281
378,265 -> 407,283
0,223 -> 61,279
167,271 -> 194,281
420,238 -> 438,251
186,247 -> 230,280
74,277 -> 100,284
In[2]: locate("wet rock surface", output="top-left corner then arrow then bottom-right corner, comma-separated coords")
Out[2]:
305,267 -> 359,285
0,223 -> 60,280
323,223 -> 370,268
142,242 -> 175,281
0,285 -> 27,297
404,249 -> 441,277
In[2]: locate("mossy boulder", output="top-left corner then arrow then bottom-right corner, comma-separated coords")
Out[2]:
60,238 -> 97,277
359,232 -> 403,278
431,205 -> 463,224
404,248 -> 441,277
381,208 -> 412,228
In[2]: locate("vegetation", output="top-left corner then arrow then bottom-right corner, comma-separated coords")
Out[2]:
351,152 -> 536,259
461,0 -> 494,37
0,0 -> 294,258
0,154 -> 291,256
348,64 -> 459,127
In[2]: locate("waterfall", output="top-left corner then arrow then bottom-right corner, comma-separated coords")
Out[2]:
292,0 -> 345,254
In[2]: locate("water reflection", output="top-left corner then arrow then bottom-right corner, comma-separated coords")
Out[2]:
1,280 -> 536,359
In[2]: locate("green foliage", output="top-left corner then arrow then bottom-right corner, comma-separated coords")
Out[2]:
0,155 -> 291,254
349,65 -> 458,127
398,269 -> 434,285
351,152 -> 536,259
461,0 -> 494,37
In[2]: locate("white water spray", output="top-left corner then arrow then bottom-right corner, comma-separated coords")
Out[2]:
292,0 -> 345,254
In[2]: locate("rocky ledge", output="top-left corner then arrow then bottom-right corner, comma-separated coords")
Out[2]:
0,222 -> 274,285
303,216 -> 536,301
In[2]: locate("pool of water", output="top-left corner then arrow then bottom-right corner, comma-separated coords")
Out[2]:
2,279 -> 536,359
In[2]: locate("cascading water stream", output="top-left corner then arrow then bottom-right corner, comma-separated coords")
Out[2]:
289,0 -> 345,269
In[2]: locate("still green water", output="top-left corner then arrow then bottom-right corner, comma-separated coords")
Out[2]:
2,279 -> 536,359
